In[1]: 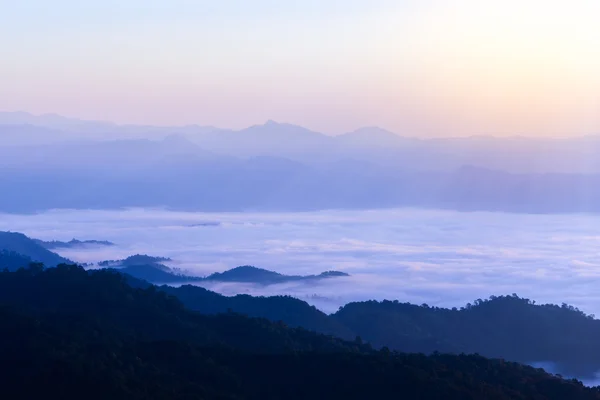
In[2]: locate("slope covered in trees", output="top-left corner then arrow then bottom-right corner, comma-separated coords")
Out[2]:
332,296 -> 600,377
1,264 -> 599,400
0,231 -> 71,266
3,238 -> 600,379
162,284 -> 354,339
202,265 -> 349,284
99,259 -> 349,285
0,250 -> 34,271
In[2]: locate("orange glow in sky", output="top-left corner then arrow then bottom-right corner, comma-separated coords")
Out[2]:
1,0 -> 599,136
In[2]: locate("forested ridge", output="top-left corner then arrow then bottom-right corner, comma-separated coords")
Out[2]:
2,264 -> 599,399
332,297 -> 600,376
163,281 -> 600,377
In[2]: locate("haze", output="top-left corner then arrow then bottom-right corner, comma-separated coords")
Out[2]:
2,0 -> 599,136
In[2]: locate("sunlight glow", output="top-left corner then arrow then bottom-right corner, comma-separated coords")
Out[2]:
393,0 -> 600,136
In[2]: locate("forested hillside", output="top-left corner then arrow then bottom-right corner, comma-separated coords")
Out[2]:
1,265 -> 598,400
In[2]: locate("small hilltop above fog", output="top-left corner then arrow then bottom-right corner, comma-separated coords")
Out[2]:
0,231 -> 350,286
96,257 -> 350,285
34,238 -> 115,249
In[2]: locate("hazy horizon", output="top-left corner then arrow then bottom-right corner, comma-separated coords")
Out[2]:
3,1 -> 600,137
2,110 -> 600,140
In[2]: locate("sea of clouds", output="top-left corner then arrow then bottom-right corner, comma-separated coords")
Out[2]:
2,208 -> 600,315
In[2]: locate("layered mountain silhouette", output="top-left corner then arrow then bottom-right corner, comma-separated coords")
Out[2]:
0,232 -> 71,267
3,264 -> 598,399
203,265 -> 349,284
4,230 -> 600,379
34,238 -> 115,249
98,257 -> 349,285
3,112 -> 600,213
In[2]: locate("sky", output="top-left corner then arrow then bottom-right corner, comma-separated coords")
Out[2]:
1,0 -> 600,136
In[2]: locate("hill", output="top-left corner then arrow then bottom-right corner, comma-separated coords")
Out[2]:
3,244 -> 600,379
5,117 -> 600,214
204,265 -> 349,284
116,264 -> 202,284
0,264 -> 598,399
165,284 -> 600,378
332,296 -> 600,378
161,284 -> 354,339
97,261 -> 349,285
0,231 -> 71,267
98,254 -> 172,267
98,255 -> 197,284
0,250 -> 34,271
35,238 -> 115,249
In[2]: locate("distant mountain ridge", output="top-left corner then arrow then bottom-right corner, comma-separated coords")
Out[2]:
4,112 -> 600,213
204,265 -> 349,284
0,232 -> 350,286
3,233 -> 600,379
0,232 -> 71,267
34,238 -> 115,249
98,254 -> 172,267
99,259 -> 349,285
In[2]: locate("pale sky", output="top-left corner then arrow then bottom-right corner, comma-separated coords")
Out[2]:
1,0 -> 599,136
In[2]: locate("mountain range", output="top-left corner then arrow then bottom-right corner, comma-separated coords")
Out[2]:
4,229 -> 600,380
0,232 -> 71,267
3,264 -> 597,399
3,112 -> 600,213
3,111 -> 600,172
35,238 -> 115,249
0,232 -> 350,286
98,256 -> 350,285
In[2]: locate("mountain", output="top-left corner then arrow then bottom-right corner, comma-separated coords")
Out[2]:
331,296 -> 600,378
161,284 -> 354,339
5,112 -> 600,174
204,265 -> 350,284
0,264 -> 368,354
0,250 -> 34,271
5,138 -> 600,214
97,255 -> 194,284
99,254 -> 172,267
1,264 -> 598,400
0,124 -> 77,145
184,120 -> 333,159
335,126 -> 410,148
4,247 -> 600,381
97,261 -> 349,286
164,279 -> 600,378
111,260 -> 600,378
0,232 -> 71,267
6,114 -> 600,213
34,238 -> 115,249
0,111 -> 218,141
113,264 -> 203,284
0,111 -> 116,133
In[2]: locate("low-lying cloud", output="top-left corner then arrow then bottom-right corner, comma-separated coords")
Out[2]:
2,208 -> 600,314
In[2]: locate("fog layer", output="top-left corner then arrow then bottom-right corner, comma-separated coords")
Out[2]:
3,208 -> 600,314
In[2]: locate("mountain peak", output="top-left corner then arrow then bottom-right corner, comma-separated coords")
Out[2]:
347,126 -> 398,137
